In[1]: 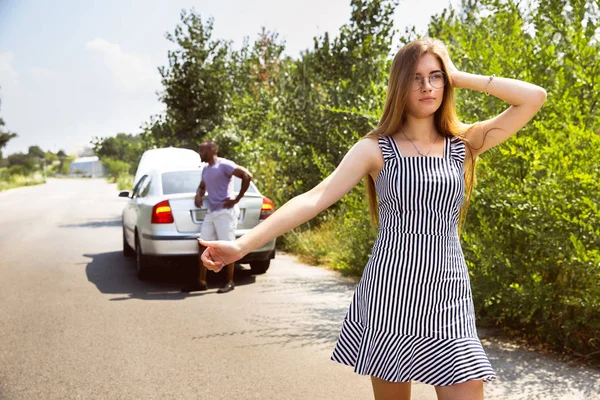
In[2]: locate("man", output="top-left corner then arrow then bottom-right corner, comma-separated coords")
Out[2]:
182,141 -> 253,294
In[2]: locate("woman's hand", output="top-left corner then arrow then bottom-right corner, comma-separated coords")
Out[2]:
436,41 -> 460,83
198,239 -> 244,272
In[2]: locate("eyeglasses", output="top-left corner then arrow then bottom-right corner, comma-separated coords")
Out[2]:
412,71 -> 447,91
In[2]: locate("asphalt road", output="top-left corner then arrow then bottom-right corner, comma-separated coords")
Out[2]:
0,179 -> 598,400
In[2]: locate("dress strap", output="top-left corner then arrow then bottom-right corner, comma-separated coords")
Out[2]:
449,136 -> 466,164
443,136 -> 450,159
378,136 -> 397,161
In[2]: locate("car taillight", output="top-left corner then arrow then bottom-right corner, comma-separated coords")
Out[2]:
151,200 -> 174,224
260,197 -> 274,220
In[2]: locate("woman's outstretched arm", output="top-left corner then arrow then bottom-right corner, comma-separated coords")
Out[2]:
199,137 -> 383,271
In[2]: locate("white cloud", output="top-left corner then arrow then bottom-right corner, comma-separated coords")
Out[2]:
28,66 -> 57,82
85,38 -> 161,92
0,52 -> 19,87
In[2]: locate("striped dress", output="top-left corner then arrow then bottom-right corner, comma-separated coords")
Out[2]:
331,135 -> 496,386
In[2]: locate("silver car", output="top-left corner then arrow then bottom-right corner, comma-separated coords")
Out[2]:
119,166 -> 276,280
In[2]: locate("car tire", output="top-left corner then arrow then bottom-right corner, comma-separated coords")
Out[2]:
135,233 -> 149,280
250,260 -> 270,275
123,227 -> 135,258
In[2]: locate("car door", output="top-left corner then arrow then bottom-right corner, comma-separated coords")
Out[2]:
123,175 -> 150,246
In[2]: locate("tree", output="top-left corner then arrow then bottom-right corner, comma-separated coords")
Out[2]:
155,9 -> 233,148
25,145 -> 46,173
261,0 -> 398,200
57,150 -> 67,173
0,126 -> 17,158
6,152 -> 36,172
208,28 -> 288,201
0,93 -> 18,161
45,151 -> 58,164
28,145 -> 45,159
91,133 -> 147,174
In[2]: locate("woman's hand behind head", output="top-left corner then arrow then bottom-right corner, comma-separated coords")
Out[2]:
433,40 -> 460,78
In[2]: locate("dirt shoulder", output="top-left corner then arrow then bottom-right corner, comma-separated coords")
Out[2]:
477,328 -> 600,399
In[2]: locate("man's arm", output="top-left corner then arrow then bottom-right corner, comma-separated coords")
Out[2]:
194,181 -> 206,208
224,167 -> 252,208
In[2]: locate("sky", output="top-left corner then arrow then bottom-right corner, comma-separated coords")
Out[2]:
0,0 -> 457,156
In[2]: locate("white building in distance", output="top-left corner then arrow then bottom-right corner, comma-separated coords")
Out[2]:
69,156 -> 105,177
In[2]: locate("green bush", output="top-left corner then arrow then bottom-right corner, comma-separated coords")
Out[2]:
328,187 -> 377,276
0,167 -> 9,181
116,173 -> 134,191
102,158 -> 131,181
7,165 -> 27,176
280,185 -> 376,277
282,220 -> 337,267
0,173 -> 45,191
463,123 -> 600,360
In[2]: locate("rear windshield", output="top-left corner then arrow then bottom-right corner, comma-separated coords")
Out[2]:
161,170 -> 258,195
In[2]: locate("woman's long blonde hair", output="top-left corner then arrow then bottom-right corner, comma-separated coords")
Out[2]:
364,38 -> 476,231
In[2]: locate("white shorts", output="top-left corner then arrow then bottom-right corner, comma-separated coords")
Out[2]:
200,206 -> 239,241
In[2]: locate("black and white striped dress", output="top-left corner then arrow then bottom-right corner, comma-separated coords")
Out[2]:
331,135 -> 496,386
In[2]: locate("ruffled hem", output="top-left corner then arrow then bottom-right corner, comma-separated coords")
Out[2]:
331,319 -> 496,386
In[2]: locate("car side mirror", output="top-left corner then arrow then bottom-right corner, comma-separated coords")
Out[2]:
118,191 -> 131,198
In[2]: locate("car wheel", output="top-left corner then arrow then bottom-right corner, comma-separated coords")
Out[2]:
123,227 -> 135,258
135,233 -> 149,280
250,260 -> 270,275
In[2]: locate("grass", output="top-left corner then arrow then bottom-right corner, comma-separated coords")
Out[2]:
0,173 -> 46,192
113,173 -> 134,191
103,171 -> 134,191
281,220 -> 338,268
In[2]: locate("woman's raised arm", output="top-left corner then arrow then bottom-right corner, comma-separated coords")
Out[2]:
440,45 -> 547,157
454,71 -> 547,156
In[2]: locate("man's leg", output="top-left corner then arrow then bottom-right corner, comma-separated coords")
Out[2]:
225,262 -> 234,284
216,263 -> 235,293
214,207 -> 238,294
198,242 -> 208,286
182,212 -> 215,292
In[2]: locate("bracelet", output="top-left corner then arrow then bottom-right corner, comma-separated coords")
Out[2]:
484,74 -> 495,96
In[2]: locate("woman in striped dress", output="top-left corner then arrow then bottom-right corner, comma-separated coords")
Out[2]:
199,38 -> 546,399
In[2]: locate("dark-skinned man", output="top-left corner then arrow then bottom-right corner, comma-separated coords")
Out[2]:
182,141 -> 253,294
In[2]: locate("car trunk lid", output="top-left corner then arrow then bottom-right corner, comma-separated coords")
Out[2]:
165,193 -> 263,233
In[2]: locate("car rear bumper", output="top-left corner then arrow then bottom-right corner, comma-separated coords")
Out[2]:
140,232 -> 276,260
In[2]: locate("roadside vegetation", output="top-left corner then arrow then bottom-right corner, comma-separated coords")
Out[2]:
0,95 -> 77,191
0,142 -> 74,192
0,172 -> 45,192
90,0 -> 599,364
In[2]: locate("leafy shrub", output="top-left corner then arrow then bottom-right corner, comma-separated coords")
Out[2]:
463,123 -> 600,360
116,173 -> 134,191
102,158 -> 131,181
7,165 -> 27,176
328,187 -> 377,276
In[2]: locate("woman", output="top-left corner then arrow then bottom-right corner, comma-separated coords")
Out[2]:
199,38 -> 547,400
